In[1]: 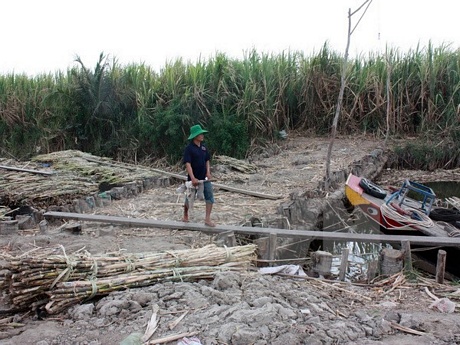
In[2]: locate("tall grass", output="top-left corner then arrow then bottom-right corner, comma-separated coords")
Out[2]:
0,43 -> 459,168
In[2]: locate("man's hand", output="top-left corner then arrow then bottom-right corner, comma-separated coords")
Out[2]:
191,177 -> 199,186
206,173 -> 212,181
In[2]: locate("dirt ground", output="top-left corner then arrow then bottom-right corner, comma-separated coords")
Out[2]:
1,134 -> 460,345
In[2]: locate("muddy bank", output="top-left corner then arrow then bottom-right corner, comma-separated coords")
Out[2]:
1,135 -> 459,345
280,147 -> 388,230
3,270 -> 460,345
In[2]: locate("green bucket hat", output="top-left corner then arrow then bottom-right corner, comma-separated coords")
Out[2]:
188,124 -> 208,140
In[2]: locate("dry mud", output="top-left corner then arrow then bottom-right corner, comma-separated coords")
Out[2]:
1,135 -> 459,345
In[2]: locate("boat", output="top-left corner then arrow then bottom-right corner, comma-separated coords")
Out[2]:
345,173 -> 460,277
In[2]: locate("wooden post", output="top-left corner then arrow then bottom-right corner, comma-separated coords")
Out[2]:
16,215 -> 35,230
312,250 -> 332,277
367,260 -> 378,283
226,232 -> 236,247
39,220 -> 48,234
254,237 -> 269,262
339,248 -> 349,281
401,240 -> 413,272
379,248 -> 404,275
0,220 -> 18,234
216,231 -> 236,247
72,199 -> 82,213
436,250 -> 447,284
268,233 -> 277,266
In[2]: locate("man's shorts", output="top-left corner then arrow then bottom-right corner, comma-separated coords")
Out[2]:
185,181 -> 214,206
203,181 -> 214,204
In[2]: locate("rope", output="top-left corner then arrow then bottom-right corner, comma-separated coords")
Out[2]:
166,251 -> 182,267
380,203 -> 434,229
223,245 -> 233,262
171,268 -> 184,282
86,256 -> 99,300
50,245 -> 77,289
87,281 -> 98,300
124,256 -> 135,272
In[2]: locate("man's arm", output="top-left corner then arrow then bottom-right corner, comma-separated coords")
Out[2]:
205,160 -> 212,180
185,162 -> 199,186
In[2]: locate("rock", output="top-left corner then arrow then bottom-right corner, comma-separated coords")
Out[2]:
98,299 -> 130,317
71,303 -> 95,320
130,292 -> 153,307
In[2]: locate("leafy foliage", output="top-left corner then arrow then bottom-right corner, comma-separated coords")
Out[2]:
391,129 -> 460,170
208,113 -> 249,159
0,44 -> 459,170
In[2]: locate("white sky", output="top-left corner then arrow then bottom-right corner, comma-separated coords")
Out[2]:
1,0 -> 459,76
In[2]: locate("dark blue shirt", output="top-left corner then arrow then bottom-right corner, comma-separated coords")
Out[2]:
183,142 -> 210,181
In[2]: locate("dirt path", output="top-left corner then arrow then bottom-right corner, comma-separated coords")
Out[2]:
1,135 -> 459,345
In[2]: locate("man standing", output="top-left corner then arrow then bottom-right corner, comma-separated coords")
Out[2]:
182,124 -> 216,227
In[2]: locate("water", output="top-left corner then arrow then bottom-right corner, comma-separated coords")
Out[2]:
424,181 -> 460,200
321,180 -> 460,280
311,202 -> 384,281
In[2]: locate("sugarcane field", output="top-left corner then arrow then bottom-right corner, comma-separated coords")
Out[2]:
1,134 -> 460,345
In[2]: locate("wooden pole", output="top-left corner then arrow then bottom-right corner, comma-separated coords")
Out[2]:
401,240 -> 413,272
0,220 -> 18,234
0,164 -> 55,176
312,251 -> 333,276
268,233 -> 277,266
216,231 -> 236,247
254,237 -> 269,261
226,232 -> 236,247
379,248 -> 403,275
367,260 -> 378,283
39,220 -> 48,234
436,250 -> 447,284
339,248 -> 349,281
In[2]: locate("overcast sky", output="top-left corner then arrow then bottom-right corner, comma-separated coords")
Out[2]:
2,0 -> 459,76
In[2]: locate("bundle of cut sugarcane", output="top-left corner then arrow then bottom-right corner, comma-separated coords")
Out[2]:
4,244 -> 256,313
214,155 -> 258,173
0,268 -> 11,290
45,262 -> 245,314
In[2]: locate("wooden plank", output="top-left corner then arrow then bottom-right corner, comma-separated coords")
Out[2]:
0,165 -> 55,176
43,211 -> 460,247
212,182 -> 283,200
143,168 -> 283,200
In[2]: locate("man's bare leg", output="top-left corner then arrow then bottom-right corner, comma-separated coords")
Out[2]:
204,203 -> 215,227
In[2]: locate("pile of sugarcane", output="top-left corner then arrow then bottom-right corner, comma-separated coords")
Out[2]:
0,149 -> 164,207
214,155 -> 258,173
2,244 -> 256,314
